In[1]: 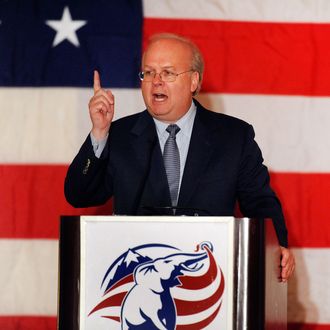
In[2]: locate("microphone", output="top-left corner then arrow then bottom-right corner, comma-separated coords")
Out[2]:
140,205 -> 213,216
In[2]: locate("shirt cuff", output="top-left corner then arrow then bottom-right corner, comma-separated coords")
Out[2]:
90,132 -> 108,158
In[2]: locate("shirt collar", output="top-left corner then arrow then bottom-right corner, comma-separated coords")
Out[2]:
153,101 -> 196,136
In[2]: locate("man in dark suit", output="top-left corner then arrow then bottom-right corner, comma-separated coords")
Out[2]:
65,33 -> 295,281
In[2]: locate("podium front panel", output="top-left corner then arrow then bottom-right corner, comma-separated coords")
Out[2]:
80,216 -> 235,330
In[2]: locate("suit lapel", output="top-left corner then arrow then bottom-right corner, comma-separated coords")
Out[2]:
178,105 -> 215,207
130,111 -> 157,167
130,111 -> 171,210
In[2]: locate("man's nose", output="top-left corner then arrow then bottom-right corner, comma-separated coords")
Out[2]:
152,72 -> 164,84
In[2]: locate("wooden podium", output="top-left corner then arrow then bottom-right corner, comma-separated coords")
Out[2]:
58,216 -> 286,329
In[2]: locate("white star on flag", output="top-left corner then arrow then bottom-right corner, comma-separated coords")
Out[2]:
46,6 -> 87,47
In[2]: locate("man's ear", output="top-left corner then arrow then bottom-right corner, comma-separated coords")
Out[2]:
191,71 -> 199,94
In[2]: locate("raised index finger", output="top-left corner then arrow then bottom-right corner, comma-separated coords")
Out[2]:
93,70 -> 101,93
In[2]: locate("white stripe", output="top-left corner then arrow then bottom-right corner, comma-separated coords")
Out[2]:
102,282 -> 134,300
89,306 -> 121,317
0,239 -> 58,315
172,267 -> 221,301
288,248 -> 330,323
2,89 -> 330,172
143,0 -> 330,23
196,93 -> 330,172
0,88 -> 144,164
0,240 -> 328,323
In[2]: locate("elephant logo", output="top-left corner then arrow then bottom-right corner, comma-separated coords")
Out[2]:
89,242 -> 225,329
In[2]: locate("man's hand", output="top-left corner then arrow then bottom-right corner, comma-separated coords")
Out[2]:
88,70 -> 114,140
280,246 -> 295,282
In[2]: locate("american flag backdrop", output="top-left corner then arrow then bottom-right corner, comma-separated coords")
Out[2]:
0,0 -> 330,329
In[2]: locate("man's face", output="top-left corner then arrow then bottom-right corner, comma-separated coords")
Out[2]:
141,39 -> 199,123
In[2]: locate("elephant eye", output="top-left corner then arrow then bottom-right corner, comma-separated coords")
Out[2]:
164,259 -> 172,264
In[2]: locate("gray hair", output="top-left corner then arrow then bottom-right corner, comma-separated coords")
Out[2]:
144,33 -> 204,95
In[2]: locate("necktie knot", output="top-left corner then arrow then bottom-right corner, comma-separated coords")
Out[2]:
166,124 -> 180,138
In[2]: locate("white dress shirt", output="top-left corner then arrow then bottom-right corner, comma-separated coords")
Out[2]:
153,101 -> 197,190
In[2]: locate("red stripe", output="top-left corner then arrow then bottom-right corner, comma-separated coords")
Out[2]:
288,324 -> 330,330
0,165 -> 112,239
178,247 -> 217,289
88,291 -> 127,316
0,316 -> 56,330
103,315 -> 120,322
105,274 -> 134,294
175,269 -> 224,316
143,18 -> 330,96
0,316 -> 327,329
176,302 -> 222,330
1,165 -> 329,247
270,172 -> 330,248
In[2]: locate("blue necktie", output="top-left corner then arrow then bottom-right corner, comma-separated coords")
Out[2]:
163,124 -> 181,207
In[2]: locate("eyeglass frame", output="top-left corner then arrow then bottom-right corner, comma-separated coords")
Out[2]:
138,69 -> 194,82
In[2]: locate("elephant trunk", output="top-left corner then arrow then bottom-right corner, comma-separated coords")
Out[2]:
170,252 -> 208,272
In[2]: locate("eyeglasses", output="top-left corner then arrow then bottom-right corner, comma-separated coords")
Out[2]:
138,69 -> 193,82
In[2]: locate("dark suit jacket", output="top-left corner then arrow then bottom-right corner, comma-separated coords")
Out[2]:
65,99 -> 288,246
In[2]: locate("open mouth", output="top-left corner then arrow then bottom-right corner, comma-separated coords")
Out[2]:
153,93 -> 168,101
181,262 -> 203,272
